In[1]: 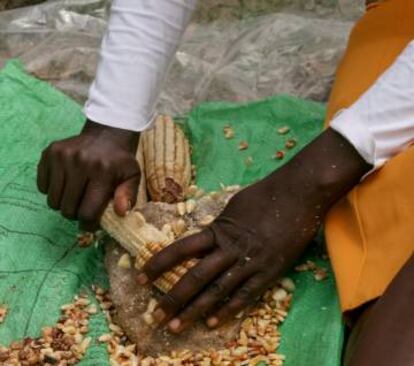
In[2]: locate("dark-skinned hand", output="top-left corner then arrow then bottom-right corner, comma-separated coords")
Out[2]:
138,128 -> 372,333
37,120 -> 140,231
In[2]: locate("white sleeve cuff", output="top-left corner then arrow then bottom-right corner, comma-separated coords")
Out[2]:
330,109 -> 379,167
330,40 -> 414,177
84,103 -> 157,132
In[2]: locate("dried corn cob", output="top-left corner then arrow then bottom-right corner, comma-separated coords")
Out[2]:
101,204 -> 197,293
142,115 -> 191,203
101,204 -> 165,256
135,138 -> 148,208
100,187 -> 240,293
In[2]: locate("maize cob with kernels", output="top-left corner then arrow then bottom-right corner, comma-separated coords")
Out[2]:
101,204 -> 197,293
101,204 -> 166,256
142,115 -> 191,203
101,186 -> 241,293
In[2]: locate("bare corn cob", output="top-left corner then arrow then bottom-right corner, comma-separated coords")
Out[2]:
101,204 -> 197,293
142,115 -> 191,203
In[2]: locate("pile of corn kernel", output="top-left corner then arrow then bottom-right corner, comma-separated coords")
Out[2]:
0,278 -> 293,366
0,262 -> 326,365
93,278 -> 294,366
0,294 -> 95,365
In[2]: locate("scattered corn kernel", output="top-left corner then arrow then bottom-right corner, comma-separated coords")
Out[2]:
238,141 -> 249,150
285,138 -> 297,149
223,125 -> 235,139
117,253 -> 131,269
277,126 -> 290,135
274,151 -> 285,160
245,156 -> 253,166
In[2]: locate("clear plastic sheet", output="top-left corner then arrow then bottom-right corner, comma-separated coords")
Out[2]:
0,0 -> 365,115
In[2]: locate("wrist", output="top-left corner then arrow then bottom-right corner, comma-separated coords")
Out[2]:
268,128 -> 372,212
297,128 -> 371,208
82,119 -> 140,152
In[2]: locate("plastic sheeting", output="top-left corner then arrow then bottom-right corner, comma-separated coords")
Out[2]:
0,0 -> 364,115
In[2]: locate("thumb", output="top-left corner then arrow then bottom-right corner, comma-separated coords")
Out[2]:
113,174 -> 140,216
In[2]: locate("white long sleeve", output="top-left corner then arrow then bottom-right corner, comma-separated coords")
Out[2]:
85,0 -> 197,131
331,40 -> 414,174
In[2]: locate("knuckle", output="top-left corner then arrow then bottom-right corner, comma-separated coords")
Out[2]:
90,155 -> 116,172
200,228 -> 214,243
48,142 -> 64,158
187,267 -> 207,284
230,295 -> 250,312
77,209 -> 96,223
83,187 -> 111,207
75,151 -> 101,171
207,282 -> 225,298
194,292 -> 223,316
173,241 -> 188,257
74,149 -> 88,163
236,287 -> 253,302
161,292 -> 181,311
143,259 -> 159,277
47,197 -> 59,210
219,301 -> 242,319
183,303 -> 199,317
61,208 -> 77,220
95,159 -> 111,172
226,302 -> 241,314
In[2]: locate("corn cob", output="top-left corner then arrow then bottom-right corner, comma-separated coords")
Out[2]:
135,138 -> 148,208
101,186 -> 241,293
101,204 -> 197,293
142,115 -> 191,203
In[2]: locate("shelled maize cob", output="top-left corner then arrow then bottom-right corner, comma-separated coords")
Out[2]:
142,115 -> 191,203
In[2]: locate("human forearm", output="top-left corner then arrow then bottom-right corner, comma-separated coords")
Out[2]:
266,128 -> 372,214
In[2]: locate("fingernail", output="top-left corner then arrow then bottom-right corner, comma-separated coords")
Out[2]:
137,273 -> 149,285
168,318 -> 181,332
207,317 -> 219,328
154,308 -> 166,323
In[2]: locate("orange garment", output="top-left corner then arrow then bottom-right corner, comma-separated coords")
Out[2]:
325,0 -> 414,311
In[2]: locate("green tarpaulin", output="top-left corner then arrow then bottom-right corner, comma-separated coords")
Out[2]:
0,60 -> 343,365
